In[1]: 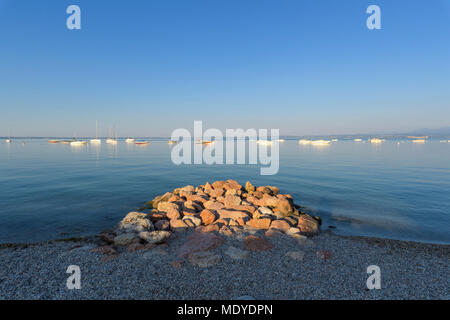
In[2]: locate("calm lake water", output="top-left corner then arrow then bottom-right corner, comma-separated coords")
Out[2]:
0,138 -> 449,244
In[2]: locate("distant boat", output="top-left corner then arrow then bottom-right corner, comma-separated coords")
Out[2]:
125,138 -> 135,143
195,139 -> 213,145
135,141 -> 150,145
311,140 -> 331,146
90,121 -> 101,144
168,140 -> 178,144
48,140 -> 60,143
298,139 -> 311,144
332,139 -> 338,142
257,140 -> 273,145
61,140 -> 72,144
5,129 -> 11,143
354,138 -> 363,142
106,126 -> 118,144
369,138 -> 384,143
70,140 -> 87,146
412,139 -> 426,143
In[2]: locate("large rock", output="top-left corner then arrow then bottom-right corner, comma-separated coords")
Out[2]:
246,218 -> 271,230
114,233 -> 139,246
151,192 -> 173,208
170,219 -> 188,230
245,181 -> 255,192
217,209 -> 250,220
182,215 -> 202,227
166,208 -> 181,220
118,212 -> 154,233
177,232 -> 225,258
157,201 -> 180,212
204,200 -> 225,211
200,209 -> 216,225
273,198 -> 295,217
139,231 -> 171,244
188,251 -> 222,267
224,195 -> 242,207
270,220 -> 291,232
244,235 -> 273,252
297,214 -> 320,236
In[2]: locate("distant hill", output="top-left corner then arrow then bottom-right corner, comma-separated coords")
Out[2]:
407,127 -> 450,136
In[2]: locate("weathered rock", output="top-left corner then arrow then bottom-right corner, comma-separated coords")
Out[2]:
286,227 -> 301,236
210,188 -> 225,198
204,200 -> 225,211
170,219 -> 188,230
285,251 -> 304,261
99,232 -> 115,244
157,201 -> 180,213
182,216 -> 202,227
139,231 -> 171,244
114,233 -> 139,246
245,181 -> 255,192
297,214 -> 320,236
177,232 -> 225,258
261,194 -> 279,207
266,186 -> 279,195
224,194 -> 242,207
151,192 -> 173,208
244,235 -> 273,252
166,208 -> 181,220
270,220 -> 291,232
188,251 -> 222,267
274,198 -> 295,217
200,209 -> 216,225
118,212 -> 154,233
212,181 -> 226,189
180,185 -> 195,192
217,209 -> 250,220
225,246 -> 249,260
154,219 -> 170,231
219,225 -> 234,236
201,224 -> 220,233
246,218 -> 271,230
224,179 -> 242,190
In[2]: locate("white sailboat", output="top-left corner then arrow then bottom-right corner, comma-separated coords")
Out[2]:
125,138 -> 135,143
5,129 -> 11,143
106,127 -> 118,144
90,121 -> 101,144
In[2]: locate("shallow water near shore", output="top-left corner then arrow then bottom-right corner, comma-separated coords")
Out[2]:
0,138 -> 449,244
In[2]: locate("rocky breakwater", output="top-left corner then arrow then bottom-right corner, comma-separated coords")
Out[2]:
95,180 -> 322,266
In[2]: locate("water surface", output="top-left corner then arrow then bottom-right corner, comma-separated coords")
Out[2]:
0,138 -> 449,244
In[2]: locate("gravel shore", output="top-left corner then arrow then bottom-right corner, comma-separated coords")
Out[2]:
0,230 -> 448,300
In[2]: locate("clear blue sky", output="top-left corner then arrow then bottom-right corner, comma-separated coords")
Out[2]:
0,0 -> 449,137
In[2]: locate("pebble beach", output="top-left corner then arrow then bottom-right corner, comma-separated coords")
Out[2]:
0,180 -> 448,300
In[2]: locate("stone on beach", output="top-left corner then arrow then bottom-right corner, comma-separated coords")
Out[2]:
177,232 -> 225,258
119,212 -> 154,233
114,233 -> 139,246
244,235 -> 273,252
139,231 -> 171,244
297,214 -> 321,236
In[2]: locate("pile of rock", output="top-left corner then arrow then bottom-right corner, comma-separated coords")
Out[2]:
97,180 -> 321,264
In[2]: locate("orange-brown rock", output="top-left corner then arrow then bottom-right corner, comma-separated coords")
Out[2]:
274,198 -> 294,216
244,235 -> 273,252
149,212 -> 167,221
170,219 -> 188,229
219,225 -> 233,236
297,214 -> 320,236
217,209 -> 250,220
245,181 -> 255,192
224,194 -> 241,207
177,232 -> 225,258
210,188 -> 225,198
157,201 -> 180,212
261,194 -> 279,207
253,191 -> 264,199
214,218 -> 229,226
270,220 -> 291,232
166,208 -> 181,220
204,200 -> 225,211
212,181 -> 226,189
224,179 -> 242,190
200,209 -> 216,225
246,218 -> 271,230
266,186 -> 279,195
200,224 -> 220,233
